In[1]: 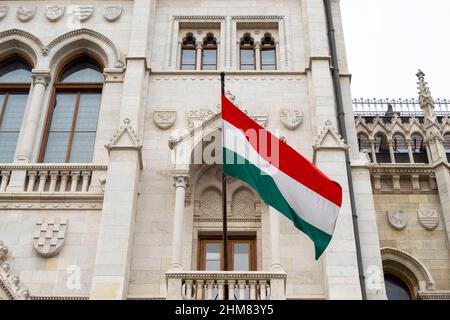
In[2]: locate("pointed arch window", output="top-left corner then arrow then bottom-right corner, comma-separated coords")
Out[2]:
40,57 -> 103,163
0,56 -> 32,163
240,33 -> 255,70
260,33 -> 276,70
181,33 -> 197,70
202,33 -> 217,70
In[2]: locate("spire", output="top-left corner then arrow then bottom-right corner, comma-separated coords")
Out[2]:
416,69 -> 436,119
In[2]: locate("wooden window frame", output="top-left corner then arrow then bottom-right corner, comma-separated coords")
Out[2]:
260,45 -> 277,70
240,46 -> 256,71
39,55 -> 103,163
0,55 -> 33,162
201,45 -> 218,70
198,235 -> 256,271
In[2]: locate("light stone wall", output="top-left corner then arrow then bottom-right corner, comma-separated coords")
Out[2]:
374,193 -> 450,290
0,209 -> 100,296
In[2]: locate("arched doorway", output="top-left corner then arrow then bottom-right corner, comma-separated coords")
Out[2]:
384,273 -> 412,300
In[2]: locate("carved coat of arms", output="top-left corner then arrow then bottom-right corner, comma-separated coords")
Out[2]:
188,109 -> 215,128
17,6 -> 36,22
418,209 -> 439,231
46,6 -> 65,22
153,110 -> 176,130
0,6 -> 9,21
280,108 -> 303,130
103,6 -> 123,22
72,6 -> 94,22
387,210 -> 407,230
33,217 -> 68,257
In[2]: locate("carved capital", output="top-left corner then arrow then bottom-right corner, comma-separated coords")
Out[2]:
173,173 -> 190,189
32,71 -> 51,87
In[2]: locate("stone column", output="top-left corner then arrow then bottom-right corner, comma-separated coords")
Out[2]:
369,140 -> 377,164
269,207 -> 284,272
196,43 -> 202,71
388,139 -> 396,163
169,172 -> 189,271
254,43 -> 261,70
15,71 -> 51,162
406,139 -> 415,163
7,71 -> 51,192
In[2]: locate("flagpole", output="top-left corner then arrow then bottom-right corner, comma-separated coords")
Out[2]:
221,72 -> 229,300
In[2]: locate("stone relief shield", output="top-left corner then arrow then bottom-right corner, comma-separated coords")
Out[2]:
0,6 -> 9,21
103,6 -> 123,22
33,217 -> 68,257
17,6 -> 36,22
73,6 -> 94,22
280,108 -> 303,130
387,210 -> 408,230
46,5 -> 65,22
418,209 -> 439,231
153,111 -> 177,130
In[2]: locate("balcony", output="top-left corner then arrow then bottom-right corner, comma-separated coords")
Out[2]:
0,164 -> 107,207
166,271 -> 287,300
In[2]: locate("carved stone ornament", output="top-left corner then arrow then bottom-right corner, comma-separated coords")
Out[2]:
387,210 -> 408,230
280,108 -> 303,130
418,209 -> 439,231
0,241 -> 30,300
153,111 -> 177,130
103,6 -> 123,22
33,217 -> 68,258
188,109 -> 215,128
0,6 -> 9,21
46,6 -> 65,22
72,6 -> 94,22
313,120 -> 348,150
17,6 -> 36,22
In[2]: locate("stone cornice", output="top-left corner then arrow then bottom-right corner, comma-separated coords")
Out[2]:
231,15 -> 284,20
173,15 -> 226,20
150,70 -> 307,76
418,291 -> 450,300
368,164 -> 436,175
0,164 -> 107,171
166,271 -> 287,280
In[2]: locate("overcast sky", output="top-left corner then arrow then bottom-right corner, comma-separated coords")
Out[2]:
340,0 -> 450,100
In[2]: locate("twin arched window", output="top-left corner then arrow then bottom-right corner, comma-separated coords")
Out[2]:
0,55 -> 103,163
40,57 -> 103,163
239,33 -> 277,70
0,57 -> 32,162
181,33 -> 218,70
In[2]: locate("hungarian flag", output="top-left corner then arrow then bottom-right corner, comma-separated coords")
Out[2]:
222,95 -> 342,259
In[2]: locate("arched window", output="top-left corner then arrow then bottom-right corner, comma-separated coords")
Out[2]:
444,133 -> 450,163
384,273 -> 412,300
374,133 -> 390,163
0,56 -> 32,163
240,33 -> 255,70
202,33 -> 217,70
393,133 -> 409,163
181,33 -> 197,70
260,33 -> 276,70
411,133 -> 428,163
357,133 -> 372,161
40,57 -> 103,163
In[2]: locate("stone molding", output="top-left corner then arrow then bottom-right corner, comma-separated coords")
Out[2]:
381,247 -> 435,291
313,120 -> 348,151
418,291 -> 450,300
166,271 -> 287,280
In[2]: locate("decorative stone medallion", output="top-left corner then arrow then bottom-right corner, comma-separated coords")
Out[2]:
103,6 -> 122,22
418,209 -> 439,231
0,6 -> 9,21
153,111 -> 177,130
46,5 -> 65,22
280,108 -> 303,130
17,6 -> 36,22
33,217 -> 68,258
73,6 -> 94,22
387,210 -> 408,230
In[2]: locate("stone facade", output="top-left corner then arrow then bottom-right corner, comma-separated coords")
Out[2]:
0,0 -> 448,300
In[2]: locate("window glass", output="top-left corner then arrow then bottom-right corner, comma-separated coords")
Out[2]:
240,49 -> 255,70
60,60 -> 103,83
205,243 -> 221,271
0,59 -> 32,83
385,274 -> 411,300
202,49 -> 217,70
233,243 -> 250,271
181,49 -> 196,70
261,49 -> 276,70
